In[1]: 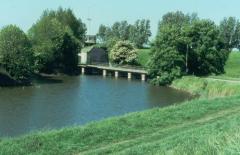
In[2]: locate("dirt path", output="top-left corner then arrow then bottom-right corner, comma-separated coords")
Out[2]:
205,77 -> 240,83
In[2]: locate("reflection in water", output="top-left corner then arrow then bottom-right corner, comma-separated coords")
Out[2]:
0,75 -> 193,137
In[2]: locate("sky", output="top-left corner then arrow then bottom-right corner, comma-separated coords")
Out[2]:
0,0 -> 239,39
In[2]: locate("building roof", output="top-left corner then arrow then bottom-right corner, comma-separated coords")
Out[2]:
81,46 -> 94,53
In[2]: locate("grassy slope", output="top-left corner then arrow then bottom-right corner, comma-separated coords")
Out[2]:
210,51 -> 240,79
1,52 -> 240,154
223,51 -> 240,78
172,76 -> 240,98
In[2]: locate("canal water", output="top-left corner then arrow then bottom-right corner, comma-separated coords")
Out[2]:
0,75 -> 193,137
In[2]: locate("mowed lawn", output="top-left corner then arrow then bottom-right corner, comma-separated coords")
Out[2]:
211,51 -> 240,80
223,51 -> 240,78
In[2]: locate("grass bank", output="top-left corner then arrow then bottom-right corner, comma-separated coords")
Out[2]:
1,95 -> 240,154
172,76 -> 240,98
210,51 -> 240,79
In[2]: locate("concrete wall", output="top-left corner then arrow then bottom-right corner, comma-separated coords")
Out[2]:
78,53 -> 88,64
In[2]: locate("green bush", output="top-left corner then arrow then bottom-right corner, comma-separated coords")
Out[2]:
0,25 -> 34,83
110,40 -> 137,65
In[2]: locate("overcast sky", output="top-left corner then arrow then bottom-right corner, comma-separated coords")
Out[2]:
0,0 -> 239,38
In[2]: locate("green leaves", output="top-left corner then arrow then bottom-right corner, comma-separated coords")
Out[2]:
110,41 -> 137,65
97,19 -> 151,49
149,12 -> 229,86
219,17 -> 240,50
29,8 -> 86,74
0,25 -> 34,83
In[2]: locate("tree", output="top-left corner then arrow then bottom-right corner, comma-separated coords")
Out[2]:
130,19 -> 151,48
0,25 -> 34,83
148,24 -> 185,85
97,19 -> 152,49
187,20 -> 229,75
97,24 -> 108,43
110,41 -> 137,65
148,12 -> 229,86
29,16 -> 66,73
29,8 -> 85,74
219,17 -> 240,50
48,7 -> 87,43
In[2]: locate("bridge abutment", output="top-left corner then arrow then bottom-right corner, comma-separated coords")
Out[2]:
141,74 -> 146,81
128,73 -> 132,79
81,67 -> 85,75
103,70 -> 107,77
115,71 -> 119,78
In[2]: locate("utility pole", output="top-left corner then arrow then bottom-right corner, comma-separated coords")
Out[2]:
87,18 -> 92,36
186,44 -> 189,73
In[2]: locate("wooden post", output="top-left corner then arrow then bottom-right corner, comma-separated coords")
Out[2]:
81,67 -> 85,75
141,74 -> 146,81
115,71 -> 119,78
128,72 -> 132,79
103,70 -> 107,77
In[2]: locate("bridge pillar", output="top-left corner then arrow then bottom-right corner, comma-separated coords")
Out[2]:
115,71 -> 119,78
141,74 -> 146,81
81,67 -> 85,75
103,70 -> 107,77
128,72 -> 132,79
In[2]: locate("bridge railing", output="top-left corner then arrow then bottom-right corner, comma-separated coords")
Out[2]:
89,62 -> 147,71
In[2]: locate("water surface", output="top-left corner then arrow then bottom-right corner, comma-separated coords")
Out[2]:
0,75 -> 192,137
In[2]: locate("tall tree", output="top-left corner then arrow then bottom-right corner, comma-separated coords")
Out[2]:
219,17 -> 240,50
97,24 -> 108,42
97,19 -> 152,49
48,7 -> 87,43
187,20 -> 228,75
0,25 -> 34,83
29,8 -> 84,74
148,12 -> 229,85
130,19 -> 151,48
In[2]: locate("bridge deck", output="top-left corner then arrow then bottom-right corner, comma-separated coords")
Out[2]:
79,64 -> 147,74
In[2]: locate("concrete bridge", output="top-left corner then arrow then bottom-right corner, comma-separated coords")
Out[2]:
79,64 -> 148,81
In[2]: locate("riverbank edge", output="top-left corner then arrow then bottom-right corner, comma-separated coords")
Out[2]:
1,76 -> 240,154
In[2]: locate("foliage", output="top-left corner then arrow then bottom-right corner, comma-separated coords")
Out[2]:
148,47 -> 184,85
97,19 -> 151,49
129,19 -> 152,48
47,7 -> 87,43
186,20 -> 229,75
148,11 -> 189,85
136,48 -> 151,67
0,25 -> 34,83
149,11 -> 229,85
29,8 -> 85,74
110,41 -> 137,65
172,76 -> 240,98
219,17 -> 240,50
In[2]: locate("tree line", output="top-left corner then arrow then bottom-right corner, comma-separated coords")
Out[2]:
149,11 -> 240,85
0,8 -> 86,84
97,19 -> 152,49
0,8 -> 239,86
97,11 -> 240,85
